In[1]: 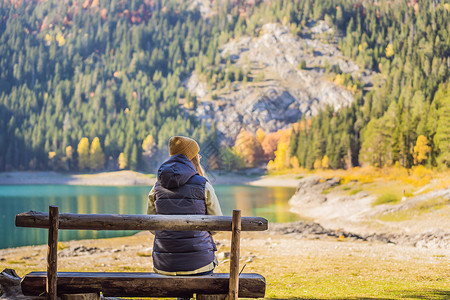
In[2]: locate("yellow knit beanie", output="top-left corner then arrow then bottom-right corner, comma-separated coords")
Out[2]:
169,136 -> 200,160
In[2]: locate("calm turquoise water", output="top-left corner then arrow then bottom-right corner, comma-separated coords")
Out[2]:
0,185 -> 297,249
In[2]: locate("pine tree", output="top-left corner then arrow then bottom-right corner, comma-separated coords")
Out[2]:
130,143 -> 139,171
432,83 -> 450,168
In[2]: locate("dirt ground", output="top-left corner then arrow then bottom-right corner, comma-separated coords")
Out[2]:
1,229 -> 449,299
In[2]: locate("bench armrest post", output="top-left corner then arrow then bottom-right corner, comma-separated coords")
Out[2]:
229,210 -> 241,300
47,206 -> 59,300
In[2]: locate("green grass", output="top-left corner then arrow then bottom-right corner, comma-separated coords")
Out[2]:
321,187 -> 334,194
373,193 -> 401,206
349,188 -> 363,195
341,186 -> 351,191
378,197 -> 449,222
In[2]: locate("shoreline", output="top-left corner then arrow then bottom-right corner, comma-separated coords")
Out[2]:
0,170 -> 301,188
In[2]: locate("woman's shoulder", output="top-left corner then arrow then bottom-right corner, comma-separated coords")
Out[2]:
188,174 -> 207,185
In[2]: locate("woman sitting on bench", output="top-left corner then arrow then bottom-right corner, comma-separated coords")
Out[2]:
147,137 -> 223,284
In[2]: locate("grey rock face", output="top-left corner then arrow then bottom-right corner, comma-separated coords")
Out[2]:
186,23 -> 370,143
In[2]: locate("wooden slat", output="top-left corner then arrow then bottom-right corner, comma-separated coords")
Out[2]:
229,210 -> 241,300
47,206 -> 59,300
15,212 -> 268,231
21,272 -> 266,298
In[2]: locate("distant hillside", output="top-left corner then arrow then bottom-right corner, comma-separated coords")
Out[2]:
187,21 -> 373,143
0,0 -> 448,173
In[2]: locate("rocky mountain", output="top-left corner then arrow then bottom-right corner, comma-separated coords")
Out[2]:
187,22 -> 375,144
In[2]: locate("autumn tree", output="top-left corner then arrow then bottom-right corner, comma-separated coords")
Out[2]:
385,43 -> 394,58
268,142 -> 290,172
142,134 -> 156,171
322,155 -> 329,169
256,128 -> 266,143
234,129 -> 263,167
90,137 -> 106,171
77,138 -> 90,171
118,152 -> 127,170
260,132 -> 279,160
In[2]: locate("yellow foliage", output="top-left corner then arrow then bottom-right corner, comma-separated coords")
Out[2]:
273,142 -> 290,171
90,137 -> 105,171
290,156 -> 300,169
65,146 -> 73,159
142,134 -> 156,153
44,34 -> 52,45
118,152 -> 127,170
313,158 -> 322,170
56,33 -> 65,47
77,137 -> 90,170
413,135 -> 431,165
267,160 -> 275,172
414,3 -> 420,14
321,155 -> 329,169
385,43 -> 394,58
334,74 -> 345,86
358,42 -> 368,53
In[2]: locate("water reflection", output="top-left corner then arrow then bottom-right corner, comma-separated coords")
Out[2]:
0,184 -> 297,249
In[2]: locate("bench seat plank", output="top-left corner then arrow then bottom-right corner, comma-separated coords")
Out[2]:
21,272 -> 266,298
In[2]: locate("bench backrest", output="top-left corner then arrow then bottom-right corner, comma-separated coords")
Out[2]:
16,206 -> 268,300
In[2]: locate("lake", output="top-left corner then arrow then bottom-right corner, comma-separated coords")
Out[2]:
0,185 -> 298,249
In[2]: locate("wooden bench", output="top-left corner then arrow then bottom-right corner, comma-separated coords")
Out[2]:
15,207 -> 268,299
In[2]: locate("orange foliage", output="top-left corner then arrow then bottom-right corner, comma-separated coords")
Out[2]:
234,128 -> 263,167
100,8 -> 108,21
256,128 -> 266,143
260,128 -> 292,160
82,0 -> 91,9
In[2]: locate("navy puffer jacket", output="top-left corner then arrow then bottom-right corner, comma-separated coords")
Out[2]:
152,154 -> 216,272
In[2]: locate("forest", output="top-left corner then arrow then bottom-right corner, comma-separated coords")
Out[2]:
0,0 -> 449,172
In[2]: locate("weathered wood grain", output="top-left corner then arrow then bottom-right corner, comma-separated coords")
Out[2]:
229,210 -> 241,300
46,206 -> 58,300
15,212 -> 268,231
21,272 -> 266,298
